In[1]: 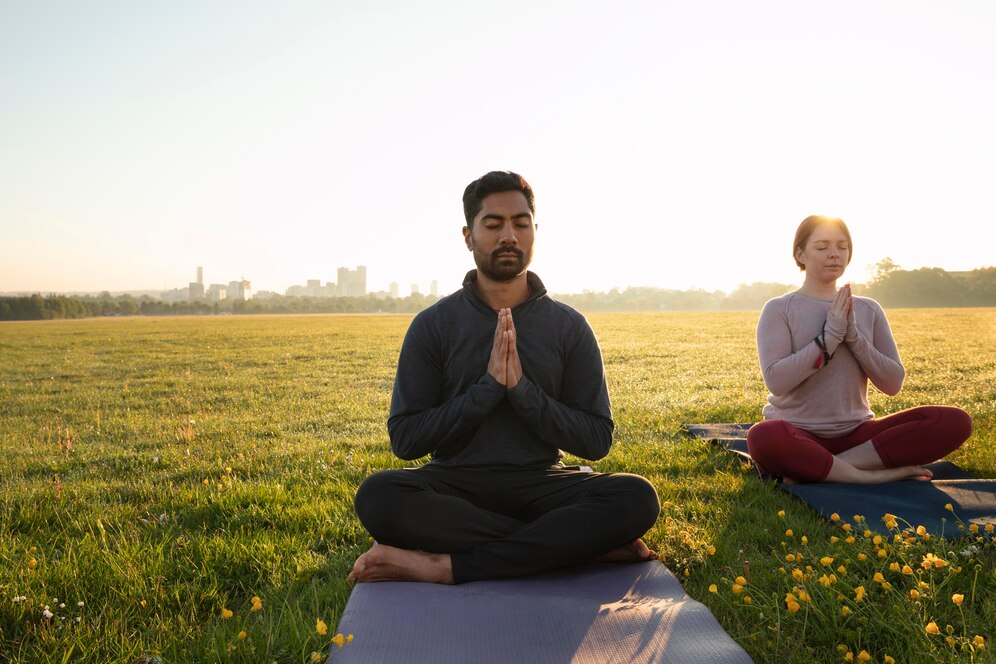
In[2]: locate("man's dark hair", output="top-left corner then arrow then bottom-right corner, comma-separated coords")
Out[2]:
462,171 -> 535,227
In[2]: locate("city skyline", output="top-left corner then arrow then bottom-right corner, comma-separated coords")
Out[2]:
2,2 -> 994,296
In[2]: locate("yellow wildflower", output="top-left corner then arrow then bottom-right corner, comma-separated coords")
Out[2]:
801,535 -> 808,544
202,478 -> 210,486
857,553 -> 867,562
902,565 -> 913,575
785,554 -> 796,562
889,562 -> 900,572
831,536 -> 840,543
842,524 -> 852,532
317,618 -> 328,635
819,575 -> 832,588
986,524 -> 994,533
916,525 -> 927,536
854,586 -> 866,602
786,529 -> 794,537
311,652 -> 323,663
238,630 -> 246,641
27,558 -> 37,570
251,596 -> 262,612
840,605 -> 852,616
910,589 -> 921,600
946,636 -> 955,647
854,514 -> 865,523
944,503 -> 954,512
877,549 -> 887,559
919,581 -> 930,590
830,513 -> 840,522
952,593 -> 964,606
333,634 -> 346,648
221,608 -> 233,619
706,545 -> 716,555
883,513 -> 898,529
846,536 -> 856,544
881,581 -> 892,591
873,535 -> 883,545
858,651 -> 871,662
708,584 -> 717,593
885,657 -> 896,664
787,600 -> 800,614
926,621 -> 940,635
662,501 -> 673,509
873,572 -> 885,584
735,576 -> 747,586
792,568 -> 805,581
743,596 -> 752,604
778,510 -> 785,517
797,590 -> 810,603
731,583 -> 743,595
844,652 -> 853,662
973,635 -> 985,649
838,565 -> 847,574
821,556 -> 834,566
969,524 -> 979,533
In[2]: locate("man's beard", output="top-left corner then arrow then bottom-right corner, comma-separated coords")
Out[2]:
473,244 -> 531,282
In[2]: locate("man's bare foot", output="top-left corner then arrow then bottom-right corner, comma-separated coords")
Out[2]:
346,544 -> 454,584
593,538 -> 657,564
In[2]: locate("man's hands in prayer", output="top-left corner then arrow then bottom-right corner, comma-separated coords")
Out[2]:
487,308 -> 522,388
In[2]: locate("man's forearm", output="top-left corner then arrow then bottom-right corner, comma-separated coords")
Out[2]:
506,377 -> 614,460
388,374 -> 505,460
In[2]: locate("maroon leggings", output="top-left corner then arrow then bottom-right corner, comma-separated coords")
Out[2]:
746,406 -> 972,482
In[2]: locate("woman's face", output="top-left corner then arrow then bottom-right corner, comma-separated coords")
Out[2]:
796,224 -> 850,282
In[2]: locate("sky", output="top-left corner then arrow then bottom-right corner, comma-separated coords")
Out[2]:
1,0 -> 994,296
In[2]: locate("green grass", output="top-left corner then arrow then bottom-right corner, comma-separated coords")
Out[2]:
1,310 -> 993,663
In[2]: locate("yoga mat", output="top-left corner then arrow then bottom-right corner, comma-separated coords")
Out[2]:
684,423 -> 996,537
327,561 -> 753,664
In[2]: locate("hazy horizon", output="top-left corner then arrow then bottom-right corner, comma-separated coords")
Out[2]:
2,1 -> 994,296
2,257 -> 993,299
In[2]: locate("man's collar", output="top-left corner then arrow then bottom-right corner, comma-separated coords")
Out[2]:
462,270 -> 547,310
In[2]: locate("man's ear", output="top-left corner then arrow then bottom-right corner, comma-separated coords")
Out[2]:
462,225 -> 473,250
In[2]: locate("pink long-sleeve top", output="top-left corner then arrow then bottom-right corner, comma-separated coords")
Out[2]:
756,291 -> 905,437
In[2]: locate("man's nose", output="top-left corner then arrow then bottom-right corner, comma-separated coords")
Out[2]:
499,225 -> 518,244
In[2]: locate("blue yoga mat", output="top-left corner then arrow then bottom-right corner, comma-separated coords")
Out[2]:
684,423 -> 996,537
327,561 -> 753,664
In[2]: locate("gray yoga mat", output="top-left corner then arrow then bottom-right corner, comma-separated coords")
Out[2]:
684,423 -> 996,536
327,561 -> 753,664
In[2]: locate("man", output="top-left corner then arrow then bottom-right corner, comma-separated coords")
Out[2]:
348,171 -> 659,584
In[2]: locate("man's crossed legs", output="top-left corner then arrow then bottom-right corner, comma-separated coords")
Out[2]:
349,465 -> 660,584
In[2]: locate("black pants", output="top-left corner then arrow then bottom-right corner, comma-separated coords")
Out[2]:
353,464 -> 660,583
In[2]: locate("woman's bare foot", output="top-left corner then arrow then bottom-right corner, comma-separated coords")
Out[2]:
347,544 -> 454,584
593,538 -> 657,563
825,456 -> 933,484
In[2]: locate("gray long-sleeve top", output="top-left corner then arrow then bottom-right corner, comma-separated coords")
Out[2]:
757,291 -> 904,437
387,271 -> 614,467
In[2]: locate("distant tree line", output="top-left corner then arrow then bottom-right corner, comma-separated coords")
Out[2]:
0,292 -> 440,321
2,264 -> 994,320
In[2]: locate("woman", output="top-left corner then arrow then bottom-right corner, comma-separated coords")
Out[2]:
746,215 -> 972,483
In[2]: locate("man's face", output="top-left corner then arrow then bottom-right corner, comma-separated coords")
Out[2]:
463,190 -> 536,282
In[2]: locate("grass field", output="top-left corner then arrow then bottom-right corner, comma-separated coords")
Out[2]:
1,310 -> 994,663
